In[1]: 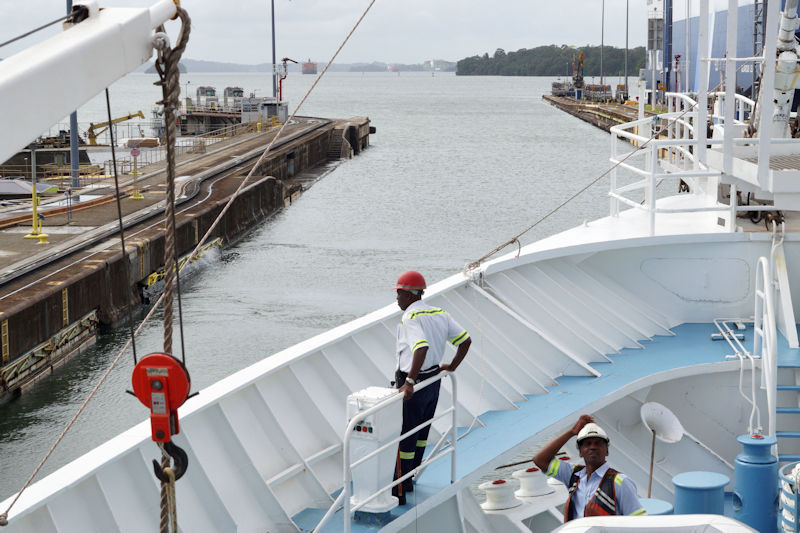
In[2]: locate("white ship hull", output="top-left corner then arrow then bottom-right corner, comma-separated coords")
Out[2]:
3,206 -> 795,531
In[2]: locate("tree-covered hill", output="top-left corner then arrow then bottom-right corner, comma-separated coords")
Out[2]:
457,44 -> 646,77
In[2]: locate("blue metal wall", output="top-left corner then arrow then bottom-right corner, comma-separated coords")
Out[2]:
668,3 -> 757,94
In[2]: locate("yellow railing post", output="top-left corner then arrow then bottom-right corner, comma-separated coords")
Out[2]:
130,153 -> 143,199
23,183 -> 40,239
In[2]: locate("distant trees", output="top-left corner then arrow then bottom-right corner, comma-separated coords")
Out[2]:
457,44 -> 646,77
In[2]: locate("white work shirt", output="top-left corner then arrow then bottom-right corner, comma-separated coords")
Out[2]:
546,458 -> 645,518
396,301 -> 469,373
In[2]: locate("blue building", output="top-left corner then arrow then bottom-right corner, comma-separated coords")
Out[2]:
649,0 -> 767,96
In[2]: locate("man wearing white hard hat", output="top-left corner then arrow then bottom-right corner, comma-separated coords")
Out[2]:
533,414 -> 646,522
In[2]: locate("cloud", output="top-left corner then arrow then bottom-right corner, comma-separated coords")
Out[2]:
1,0 -> 648,65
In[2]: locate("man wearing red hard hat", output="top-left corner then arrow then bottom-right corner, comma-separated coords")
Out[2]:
392,270 -> 471,505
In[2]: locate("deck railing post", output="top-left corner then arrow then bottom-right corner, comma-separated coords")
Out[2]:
649,143 -> 657,236
343,428 -> 352,533
610,132 -> 618,216
450,374 -> 458,484
669,96 -> 676,164
696,0 -> 710,168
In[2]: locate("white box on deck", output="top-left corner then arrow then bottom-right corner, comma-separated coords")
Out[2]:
347,386 -> 402,513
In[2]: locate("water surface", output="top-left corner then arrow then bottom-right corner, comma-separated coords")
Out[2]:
0,72 -> 639,500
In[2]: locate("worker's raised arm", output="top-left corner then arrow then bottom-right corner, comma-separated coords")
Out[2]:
533,414 -> 594,471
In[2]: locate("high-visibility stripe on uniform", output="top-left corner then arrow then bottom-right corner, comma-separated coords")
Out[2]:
409,308 -> 445,320
450,330 -> 469,346
416,440 -> 427,447
564,466 -> 619,522
631,508 -> 647,516
413,339 -> 429,351
399,451 -> 415,460
594,488 -> 616,510
614,474 -> 625,486
547,458 -> 561,477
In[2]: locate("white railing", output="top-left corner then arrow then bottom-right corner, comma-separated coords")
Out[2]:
709,91 -> 756,125
101,120 -> 277,178
754,256 -> 778,439
718,318 -> 762,435
315,372 -> 458,533
609,96 -> 787,236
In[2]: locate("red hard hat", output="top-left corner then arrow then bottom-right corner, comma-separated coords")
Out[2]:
394,270 -> 426,291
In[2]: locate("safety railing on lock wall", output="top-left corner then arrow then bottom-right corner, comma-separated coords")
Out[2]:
608,90 -> 790,236
102,119 -> 280,179
314,372 -> 458,533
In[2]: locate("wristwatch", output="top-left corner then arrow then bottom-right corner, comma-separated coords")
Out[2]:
405,377 -> 417,385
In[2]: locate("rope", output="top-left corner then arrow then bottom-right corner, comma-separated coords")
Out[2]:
0,0 -> 375,523
463,124 -> 664,273
173,0 -> 379,274
152,9 -> 190,532
153,7 -> 190,356
158,445 -> 178,533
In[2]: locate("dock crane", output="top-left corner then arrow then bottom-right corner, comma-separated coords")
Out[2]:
572,52 -> 584,89
86,110 -> 145,145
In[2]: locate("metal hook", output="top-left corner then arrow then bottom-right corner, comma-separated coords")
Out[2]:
152,441 -> 189,482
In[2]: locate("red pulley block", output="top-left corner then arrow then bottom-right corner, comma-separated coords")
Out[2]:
131,352 -> 191,442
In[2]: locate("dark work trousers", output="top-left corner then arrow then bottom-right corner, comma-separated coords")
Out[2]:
393,369 -> 441,499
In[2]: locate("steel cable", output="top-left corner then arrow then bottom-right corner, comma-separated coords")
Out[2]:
106,87 -> 139,364
0,15 -> 69,50
1,0 -> 376,523
465,60 -> 756,274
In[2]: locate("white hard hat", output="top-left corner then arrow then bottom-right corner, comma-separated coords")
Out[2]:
576,423 -> 609,445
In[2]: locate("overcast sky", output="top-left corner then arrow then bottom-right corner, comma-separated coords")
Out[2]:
2,1 -> 648,65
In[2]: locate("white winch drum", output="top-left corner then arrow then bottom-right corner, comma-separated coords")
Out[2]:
479,479 -> 522,510
513,467 -> 555,497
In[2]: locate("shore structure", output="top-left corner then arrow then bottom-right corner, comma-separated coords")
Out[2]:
0,116 -> 372,402
542,95 -> 652,133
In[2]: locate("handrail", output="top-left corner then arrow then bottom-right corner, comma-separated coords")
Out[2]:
754,256 -> 778,438
101,119 -> 281,180
710,91 -> 755,109
662,91 -> 755,125
314,371 -> 458,533
709,91 -> 755,125
607,96 -> 800,234
717,318 -> 762,434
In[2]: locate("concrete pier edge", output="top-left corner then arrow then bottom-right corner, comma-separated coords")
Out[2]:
0,117 -> 371,401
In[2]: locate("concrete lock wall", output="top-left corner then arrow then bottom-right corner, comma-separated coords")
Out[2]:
0,122 -> 350,398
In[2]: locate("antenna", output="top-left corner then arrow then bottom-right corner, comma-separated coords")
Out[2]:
640,402 -> 684,497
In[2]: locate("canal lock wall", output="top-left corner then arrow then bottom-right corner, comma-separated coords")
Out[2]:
0,119 -> 370,400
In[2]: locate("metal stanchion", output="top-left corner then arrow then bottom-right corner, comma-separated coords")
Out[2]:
130,148 -> 144,199
23,148 -> 41,240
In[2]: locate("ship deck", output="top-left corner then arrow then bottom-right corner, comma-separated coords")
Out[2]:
294,322 -> 800,532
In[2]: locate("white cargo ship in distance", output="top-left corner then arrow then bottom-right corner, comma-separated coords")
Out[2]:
5,0 -> 800,532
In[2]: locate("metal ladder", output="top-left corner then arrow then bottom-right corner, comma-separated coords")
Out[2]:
763,226 -> 800,462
